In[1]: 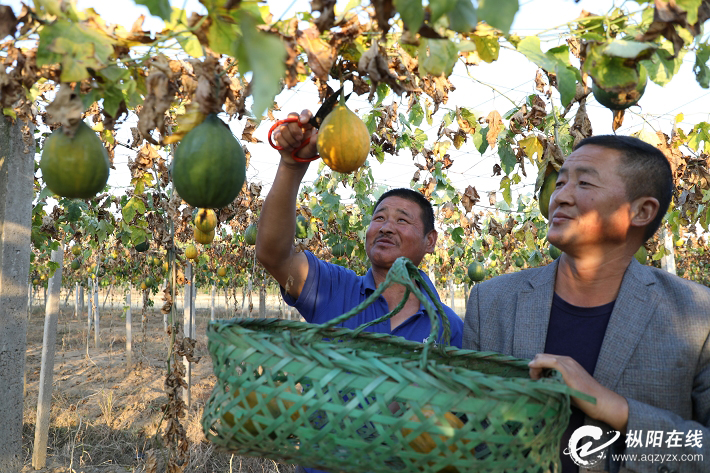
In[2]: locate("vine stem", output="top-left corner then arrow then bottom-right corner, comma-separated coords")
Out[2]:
463,64 -> 518,107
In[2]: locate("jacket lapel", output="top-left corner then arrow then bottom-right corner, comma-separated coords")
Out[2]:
512,259 -> 559,359
592,261 -> 659,389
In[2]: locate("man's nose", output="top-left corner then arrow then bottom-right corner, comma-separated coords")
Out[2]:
551,182 -> 572,207
379,218 -> 394,233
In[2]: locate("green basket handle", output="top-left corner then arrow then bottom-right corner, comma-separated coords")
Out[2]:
300,257 -> 451,370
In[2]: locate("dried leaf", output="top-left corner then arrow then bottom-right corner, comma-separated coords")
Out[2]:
242,119 -> 262,143
137,67 -> 173,144
296,27 -> 335,81
163,102 -> 205,145
372,0 -> 395,33
0,6 -> 17,39
612,109 -> 625,132
488,191 -> 497,206
485,110 -> 503,148
46,84 -> 84,135
461,185 -> 480,213
311,0 -> 337,32
570,99 -> 593,147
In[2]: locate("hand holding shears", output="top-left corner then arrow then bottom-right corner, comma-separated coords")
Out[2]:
268,87 -> 351,163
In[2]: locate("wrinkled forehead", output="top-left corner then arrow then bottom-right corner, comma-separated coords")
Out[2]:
373,196 -> 422,220
561,145 -> 624,174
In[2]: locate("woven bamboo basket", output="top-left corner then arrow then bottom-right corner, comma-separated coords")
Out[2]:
202,257 -> 592,473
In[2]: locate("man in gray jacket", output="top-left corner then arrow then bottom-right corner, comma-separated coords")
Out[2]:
463,135 -> 710,473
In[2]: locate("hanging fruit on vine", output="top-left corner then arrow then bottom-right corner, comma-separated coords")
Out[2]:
244,224 -> 258,246
172,114 -> 246,209
316,92 -> 370,174
194,208 -> 218,233
591,65 -> 648,111
40,121 -> 111,199
194,226 -> 215,245
185,244 -> 198,261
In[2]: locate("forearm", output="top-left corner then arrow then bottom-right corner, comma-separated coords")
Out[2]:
255,159 -> 309,268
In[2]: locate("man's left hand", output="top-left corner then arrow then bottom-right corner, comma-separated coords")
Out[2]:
529,353 -> 629,433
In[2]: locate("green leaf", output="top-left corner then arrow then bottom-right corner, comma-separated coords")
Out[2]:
64,202 -> 82,222
394,0 -> 424,33
688,122 -> 710,154
500,176 -> 512,206
376,83 -> 390,106
130,227 -> 148,246
471,34 -> 500,63
603,39 -> 656,59
516,36 -> 557,71
451,226 -> 465,243
556,65 -> 577,107
583,43 -> 640,88
694,43 -> 710,89
38,20 -> 115,82
97,220 -> 113,243
546,45 -> 571,66
38,185 -> 55,201
408,102 -> 424,126
429,0 -> 457,24
237,13 -> 286,120
498,142 -> 516,175
134,0 -> 172,21
122,196 -> 146,223
677,0 -> 703,25
364,111 -> 379,135
473,126 -> 489,154
640,43 -> 684,86
207,14 -> 239,56
418,38 -> 458,76
457,107 -> 477,133
447,0 -> 477,33
477,0 -> 518,35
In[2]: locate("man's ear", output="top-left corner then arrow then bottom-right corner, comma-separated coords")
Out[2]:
630,196 -> 660,228
425,229 -> 437,254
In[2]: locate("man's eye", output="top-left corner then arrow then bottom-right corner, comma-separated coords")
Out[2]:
555,181 -> 564,188
579,181 -> 590,186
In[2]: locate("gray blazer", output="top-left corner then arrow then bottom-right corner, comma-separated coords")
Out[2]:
463,258 -> 710,473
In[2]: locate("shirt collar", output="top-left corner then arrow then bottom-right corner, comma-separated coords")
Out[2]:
361,266 -> 440,310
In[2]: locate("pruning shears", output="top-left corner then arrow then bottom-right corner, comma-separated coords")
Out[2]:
268,87 -> 351,163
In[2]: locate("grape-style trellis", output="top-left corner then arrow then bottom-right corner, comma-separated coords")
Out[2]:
2,0 -> 710,470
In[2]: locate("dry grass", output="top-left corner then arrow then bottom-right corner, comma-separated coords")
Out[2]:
22,289 -> 299,473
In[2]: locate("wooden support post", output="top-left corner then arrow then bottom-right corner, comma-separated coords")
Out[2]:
74,282 -> 80,319
93,277 -> 99,348
32,247 -> 64,469
126,286 -> 132,367
183,262 -> 194,407
86,277 -> 92,355
210,283 -> 216,321
259,281 -> 266,318
661,225 -> 677,275
0,117 -> 34,473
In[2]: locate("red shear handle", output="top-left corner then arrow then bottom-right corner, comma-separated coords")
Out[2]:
267,117 -> 319,163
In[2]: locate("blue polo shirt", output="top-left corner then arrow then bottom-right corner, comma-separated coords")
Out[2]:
281,251 -> 463,346
281,251 -> 464,473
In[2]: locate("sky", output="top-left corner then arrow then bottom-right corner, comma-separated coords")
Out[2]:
4,0 -> 710,210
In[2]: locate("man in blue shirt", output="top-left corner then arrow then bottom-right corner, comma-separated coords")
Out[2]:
257,108 -> 463,473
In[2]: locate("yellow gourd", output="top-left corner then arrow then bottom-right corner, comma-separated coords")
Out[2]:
316,97 -> 370,174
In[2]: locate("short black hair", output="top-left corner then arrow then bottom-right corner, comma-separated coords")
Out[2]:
573,135 -> 673,241
373,188 -> 435,235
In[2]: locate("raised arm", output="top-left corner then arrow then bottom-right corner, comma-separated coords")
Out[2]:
255,110 -> 316,299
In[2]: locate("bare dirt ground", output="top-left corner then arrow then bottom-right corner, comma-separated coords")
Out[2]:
21,287 -> 469,473
21,289 -> 299,473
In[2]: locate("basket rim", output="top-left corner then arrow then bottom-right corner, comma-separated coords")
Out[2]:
207,317 -> 591,402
